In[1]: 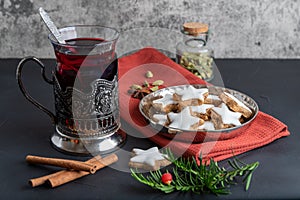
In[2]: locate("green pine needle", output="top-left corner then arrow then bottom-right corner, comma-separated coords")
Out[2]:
130,149 -> 259,195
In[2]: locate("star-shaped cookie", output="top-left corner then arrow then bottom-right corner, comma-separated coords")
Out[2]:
211,103 -> 242,129
152,93 -> 175,107
168,107 -> 202,130
175,85 -> 208,101
128,147 -> 171,171
220,92 -> 252,118
152,93 -> 177,112
198,121 -> 215,130
152,114 -> 168,125
190,104 -> 214,114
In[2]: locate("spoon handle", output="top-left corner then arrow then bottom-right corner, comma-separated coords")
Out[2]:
39,7 -> 66,44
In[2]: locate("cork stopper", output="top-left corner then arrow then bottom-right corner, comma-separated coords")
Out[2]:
183,22 -> 209,36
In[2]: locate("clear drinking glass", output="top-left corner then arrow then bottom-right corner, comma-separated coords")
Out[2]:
16,25 -> 126,155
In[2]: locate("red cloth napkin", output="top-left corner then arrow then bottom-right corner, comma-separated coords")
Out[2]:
118,47 -> 290,164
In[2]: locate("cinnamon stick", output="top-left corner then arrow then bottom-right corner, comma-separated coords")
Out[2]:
29,154 -> 118,188
29,155 -> 101,187
26,155 -> 97,174
47,154 -> 118,188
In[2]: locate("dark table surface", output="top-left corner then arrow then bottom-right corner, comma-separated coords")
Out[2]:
0,58 -> 299,199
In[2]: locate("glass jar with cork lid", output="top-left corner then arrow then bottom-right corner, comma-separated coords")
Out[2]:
176,22 -> 214,81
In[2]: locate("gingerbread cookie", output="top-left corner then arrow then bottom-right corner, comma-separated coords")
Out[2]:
168,107 -> 204,130
189,104 -> 214,121
128,147 -> 171,171
198,121 -> 215,131
211,103 -> 242,129
141,96 -> 162,117
204,94 -> 222,106
152,114 -> 168,126
173,85 -> 208,106
219,92 -> 252,118
152,93 -> 177,113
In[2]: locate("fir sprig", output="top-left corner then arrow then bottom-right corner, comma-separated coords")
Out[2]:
131,149 -> 259,195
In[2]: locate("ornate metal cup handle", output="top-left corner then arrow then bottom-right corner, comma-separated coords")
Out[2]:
16,56 -> 56,124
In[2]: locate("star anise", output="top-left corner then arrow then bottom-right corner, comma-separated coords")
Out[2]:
129,80 -> 164,100
131,87 -> 152,99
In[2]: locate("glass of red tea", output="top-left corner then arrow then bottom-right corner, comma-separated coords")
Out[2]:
16,25 -> 126,155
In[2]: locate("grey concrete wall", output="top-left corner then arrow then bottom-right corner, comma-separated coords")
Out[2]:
0,0 -> 299,58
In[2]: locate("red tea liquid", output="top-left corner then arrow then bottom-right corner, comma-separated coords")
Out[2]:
54,38 -> 118,91
52,38 -> 119,133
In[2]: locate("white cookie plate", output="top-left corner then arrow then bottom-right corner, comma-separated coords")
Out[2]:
139,84 -> 259,142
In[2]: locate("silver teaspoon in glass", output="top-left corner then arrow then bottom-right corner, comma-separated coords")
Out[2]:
39,7 -> 66,44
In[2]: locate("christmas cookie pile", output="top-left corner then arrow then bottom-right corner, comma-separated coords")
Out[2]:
142,85 -> 254,131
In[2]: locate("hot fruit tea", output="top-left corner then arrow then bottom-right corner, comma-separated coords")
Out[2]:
52,37 -> 119,135
17,25 -> 125,155
54,38 -> 118,91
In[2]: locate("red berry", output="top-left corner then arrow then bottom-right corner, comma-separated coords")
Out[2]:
161,172 -> 173,185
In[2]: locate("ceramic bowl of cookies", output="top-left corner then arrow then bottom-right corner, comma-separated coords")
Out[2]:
139,84 -> 259,142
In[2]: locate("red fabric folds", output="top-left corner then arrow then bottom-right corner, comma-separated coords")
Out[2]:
118,48 -> 290,164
